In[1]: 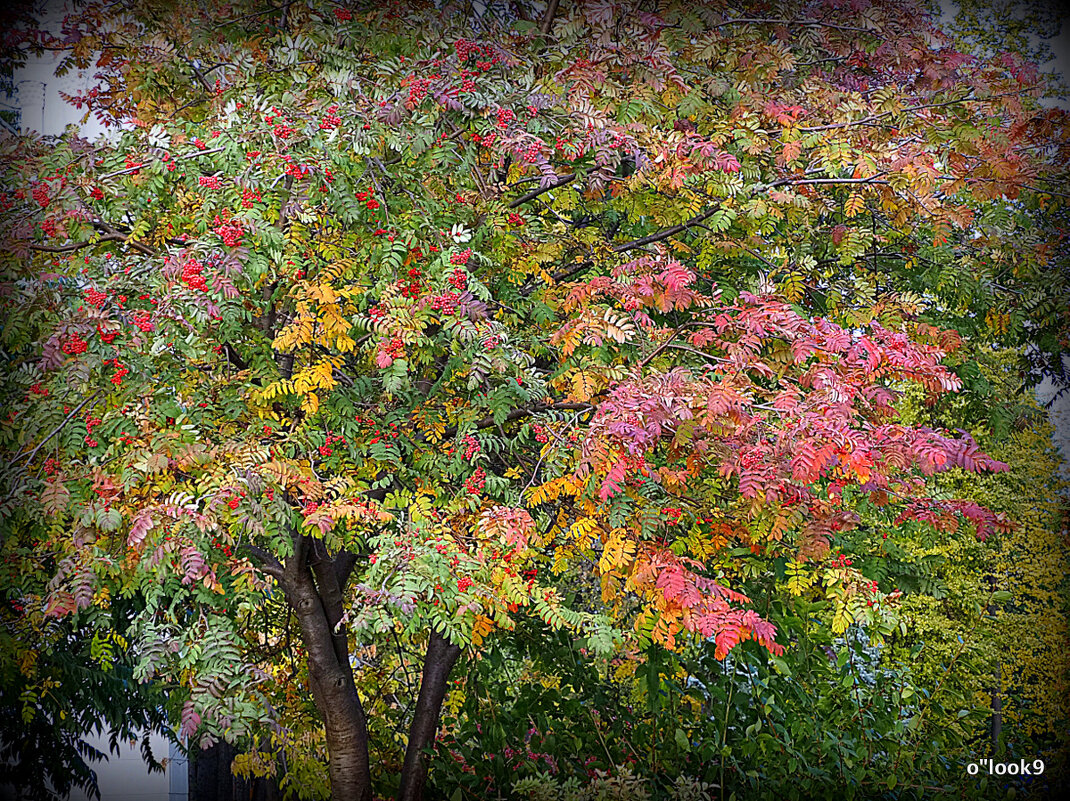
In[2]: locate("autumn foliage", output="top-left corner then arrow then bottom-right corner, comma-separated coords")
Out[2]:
1,0 -> 1068,799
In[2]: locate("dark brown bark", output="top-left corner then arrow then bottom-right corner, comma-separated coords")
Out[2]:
281,538 -> 373,801
396,631 -> 462,801
258,529 -> 463,801
539,0 -> 561,35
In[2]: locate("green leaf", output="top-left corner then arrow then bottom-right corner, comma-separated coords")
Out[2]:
674,727 -> 690,752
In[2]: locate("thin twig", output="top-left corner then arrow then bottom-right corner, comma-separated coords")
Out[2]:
8,391 -> 101,469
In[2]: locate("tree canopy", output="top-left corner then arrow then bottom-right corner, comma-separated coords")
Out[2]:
1,1 -> 1067,799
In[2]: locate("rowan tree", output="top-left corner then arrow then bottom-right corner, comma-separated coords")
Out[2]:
1,1 -> 1066,799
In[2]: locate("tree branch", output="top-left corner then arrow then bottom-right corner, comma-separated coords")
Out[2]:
245,544 -> 285,581
507,173 -> 577,209
539,0 -> 561,36
441,401 -> 591,440
612,205 -> 722,253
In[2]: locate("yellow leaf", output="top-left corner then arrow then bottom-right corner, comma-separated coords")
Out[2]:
570,370 -> 597,402
470,615 -> 494,647
568,516 -> 600,547
599,530 -> 635,574
778,272 -> 804,303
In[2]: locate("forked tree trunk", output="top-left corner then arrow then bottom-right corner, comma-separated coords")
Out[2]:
283,546 -> 373,801
266,537 -> 463,801
396,631 -> 462,801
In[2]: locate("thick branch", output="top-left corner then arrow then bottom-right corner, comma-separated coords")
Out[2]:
441,401 -> 591,440
396,631 -> 462,801
284,543 -> 372,801
539,0 -> 561,36
507,173 -> 576,208
245,544 -> 285,580
612,205 -> 722,253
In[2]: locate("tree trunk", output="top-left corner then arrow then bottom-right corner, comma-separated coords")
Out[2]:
189,740 -> 283,801
396,631 -> 462,801
283,541 -> 373,801
189,740 -> 235,801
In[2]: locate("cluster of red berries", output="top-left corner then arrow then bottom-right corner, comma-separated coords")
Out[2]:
459,76 -> 476,93
334,8 -> 351,21
108,359 -> 129,385
44,457 -> 59,475
368,304 -> 388,320
355,189 -> 375,202
482,334 -> 500,351
464,466 -> 486,494
90,186 -> 105,200
661,506 -> 683,525
210,537 -> 234,557
284,160 -> 310,178
506,213 -> 524,226
429,292 -> 460,315
457,576 -> 473,592
318,431 -> 347,457
117,431 -> 135,445
365,197 -> 380,210
450,248 -> 472,265
461,435 -> 480,460
496,108 -> 515,129
273,123 -> 296,139
180,258 -> 209,292
470,131 -> 497,147
520,141 -> 542,163
84,415 -> 102,447
40,218 -> 58,237
739,450 -> 764,470
319,105 -> 342,129
62,334 -> 88,355
84,288 -> 108,308
240,187 -> 261,208
531,423 -> 549,444
405,75 -> 438,107
30,382 -> 48,396
454,39 -> 501,69
303,501 -> 320,516
32,183 -> 50,207
193,138 -> 207,150
227,496 -> 240,510
555,135 -> 587,161
212,215 -> 244,247
97,324 -> 117,343
362,416 -> 401,445
198,175 -> 221,189
400,267 -> 422,298
131,310 -> 154,332
385,336 -> 405,359
448,268 -> 468,289
832,553 -> 854,568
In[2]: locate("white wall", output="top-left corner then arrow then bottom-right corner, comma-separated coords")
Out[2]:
11,0 -> 108,140
65,731 -> 184,801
